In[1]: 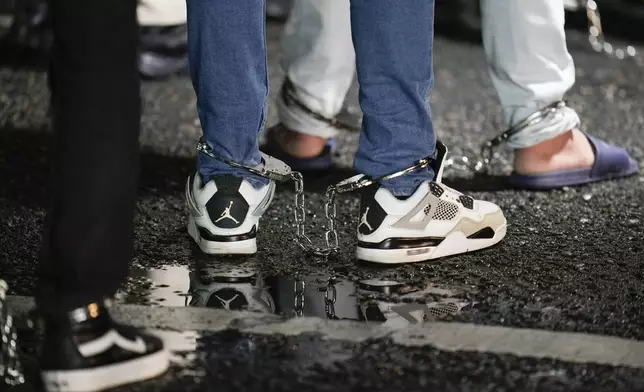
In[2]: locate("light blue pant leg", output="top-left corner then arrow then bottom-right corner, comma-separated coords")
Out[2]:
351,0 -> 437,196
187,0 -> 270,188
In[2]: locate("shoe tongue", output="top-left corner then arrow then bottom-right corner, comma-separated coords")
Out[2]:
430,141 -> 448,183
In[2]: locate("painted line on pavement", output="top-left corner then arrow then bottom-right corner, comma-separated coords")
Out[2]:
8,295 -> 644,369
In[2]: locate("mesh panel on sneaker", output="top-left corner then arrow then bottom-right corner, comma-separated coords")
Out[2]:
458,195 -> 474,210
431,200 -> 459,220
423,204 -> 432,215
430,182 -> 444,198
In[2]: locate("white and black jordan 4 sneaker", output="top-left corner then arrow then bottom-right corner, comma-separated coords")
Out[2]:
356,143 -> 507,264
186,174 -> 275,254
39,301 -> 169,392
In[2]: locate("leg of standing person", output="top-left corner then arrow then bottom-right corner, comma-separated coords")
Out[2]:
348,0 -> 505,264
481,0 -> 638,189
185,0 -> 276,256
37,1 -> 168,390
185,0 -> 506,264
264,0 -> 355,171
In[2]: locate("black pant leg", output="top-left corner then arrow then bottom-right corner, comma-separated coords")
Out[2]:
37,0 -> 140,314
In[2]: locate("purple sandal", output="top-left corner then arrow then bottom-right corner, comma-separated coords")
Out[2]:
261,127 -> 336,172
509,134 -> 638,190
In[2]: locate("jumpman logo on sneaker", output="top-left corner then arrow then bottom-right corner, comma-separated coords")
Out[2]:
214,294 -> 239,310
359,207 -> 373,231
215,201 -> 239,224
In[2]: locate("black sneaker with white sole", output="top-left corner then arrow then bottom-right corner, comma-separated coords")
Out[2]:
356,142 -> 507,264
186,174 -> 275,254
39,301 -> 169,392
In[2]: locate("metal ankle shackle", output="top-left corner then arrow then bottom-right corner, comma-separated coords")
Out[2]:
445,100 -> 571,174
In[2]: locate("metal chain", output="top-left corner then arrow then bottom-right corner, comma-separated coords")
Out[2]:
324,279 -> 338,320
292,155 -> 435,254
291,172 -> 339,256
293,279 -> 306,317
0,280 -> 25,387
581,0 -> 640,64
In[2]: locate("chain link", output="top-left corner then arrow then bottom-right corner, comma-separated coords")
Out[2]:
443,146 -> 507,174
293,279 -> 306,317
0,280 -> 25,387
324,279 -> 338,320
582,0 -> 640,64
291,172 -> 339,256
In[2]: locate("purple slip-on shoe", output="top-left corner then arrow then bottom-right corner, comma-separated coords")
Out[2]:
509,134 -> 639,190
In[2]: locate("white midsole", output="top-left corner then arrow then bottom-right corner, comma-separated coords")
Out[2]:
188,215 -> 257,254
357,223 -> 507,264
41,349 -> 169,392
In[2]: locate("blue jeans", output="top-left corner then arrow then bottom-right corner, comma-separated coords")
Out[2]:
187,0 -> 436,196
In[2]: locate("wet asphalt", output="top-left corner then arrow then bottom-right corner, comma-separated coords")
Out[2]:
2,9 -> 644,392
12,328 -> 644,392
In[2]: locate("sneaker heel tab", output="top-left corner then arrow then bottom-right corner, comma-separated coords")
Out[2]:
432,141 -> 449,183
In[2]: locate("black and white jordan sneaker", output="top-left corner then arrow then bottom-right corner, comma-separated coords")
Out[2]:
39,301 -> 169,392
355,143 -> 507,264
186,174 -> 275,254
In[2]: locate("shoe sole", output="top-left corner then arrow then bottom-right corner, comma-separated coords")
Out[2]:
41,349 -> 169,392
356,222 -> 507,264
188,215 -> 257,254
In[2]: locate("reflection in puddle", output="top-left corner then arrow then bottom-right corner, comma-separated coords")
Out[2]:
120,260 -> 472,327
123,265 -> 192,306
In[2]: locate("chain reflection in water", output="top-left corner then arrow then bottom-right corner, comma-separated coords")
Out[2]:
0,280 -> 25,387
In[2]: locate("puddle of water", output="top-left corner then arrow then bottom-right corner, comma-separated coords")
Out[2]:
123,265 -> 192,307
120,260 -> 473,327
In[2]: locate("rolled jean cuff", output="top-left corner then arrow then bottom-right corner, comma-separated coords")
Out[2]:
504,104 -> 581,149
197,153 -> 270,189
379,167 -> 435,197
276,90 -> 340,139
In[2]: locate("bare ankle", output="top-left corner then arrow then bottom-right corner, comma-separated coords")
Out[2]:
513,128 -> 595,175
271,124 -> 327,158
